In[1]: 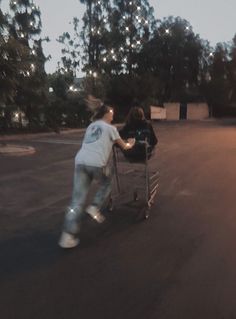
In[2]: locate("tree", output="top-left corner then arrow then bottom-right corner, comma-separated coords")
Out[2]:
0,0 -> 30,129
79,0 -> 110,74
105,0 -> 156,75
46,71 -> 89,130
137,16 -> 209,103
228,34 -> 236,107
77,0 -> 111,96
205,43 -> 230,116
57,17 -> 81,77
9,0 -> 49,128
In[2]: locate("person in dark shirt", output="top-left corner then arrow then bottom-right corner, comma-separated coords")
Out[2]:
119,106 -> 158,161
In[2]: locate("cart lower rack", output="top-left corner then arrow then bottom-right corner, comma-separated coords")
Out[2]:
109,143 -> 160,220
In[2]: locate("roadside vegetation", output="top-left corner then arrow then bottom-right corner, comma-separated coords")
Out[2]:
1,0 -> 236,132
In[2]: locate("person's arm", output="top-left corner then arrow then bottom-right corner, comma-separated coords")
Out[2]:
110,125 -> 135,150
115,138 -> 135,150
119,124 -> 129,139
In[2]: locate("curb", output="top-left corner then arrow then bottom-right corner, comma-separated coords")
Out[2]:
0,124 -> 123,141
0,128 -> 85,141
0,124 -> 124,155
0,145 -> 36,156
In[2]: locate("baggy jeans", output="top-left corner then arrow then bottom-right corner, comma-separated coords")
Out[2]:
63,164 -> 112,235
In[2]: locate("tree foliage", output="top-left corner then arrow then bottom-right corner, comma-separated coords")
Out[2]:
2,0 -> 236,132
8,0 -> 49,128
57,17 -> 80,76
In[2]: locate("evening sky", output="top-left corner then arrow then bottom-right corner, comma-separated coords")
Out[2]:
2,0 -> 236,74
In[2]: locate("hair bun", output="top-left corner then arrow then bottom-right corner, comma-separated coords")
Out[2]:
85,95 -> 103,112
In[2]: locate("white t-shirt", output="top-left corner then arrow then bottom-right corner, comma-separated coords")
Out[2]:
75,120 -> 120,167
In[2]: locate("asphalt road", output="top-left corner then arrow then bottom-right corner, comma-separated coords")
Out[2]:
1,120 -> 236,319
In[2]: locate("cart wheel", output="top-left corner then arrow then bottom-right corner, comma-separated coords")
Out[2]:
139,206 -> 150,220
133,191 -> 138,201
144,207 -> 150,220
107,197 -> 113,212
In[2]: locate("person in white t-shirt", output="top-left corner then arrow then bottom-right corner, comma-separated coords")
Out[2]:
59,101 -> 135,249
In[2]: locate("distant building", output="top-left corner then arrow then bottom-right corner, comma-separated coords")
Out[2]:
151,103 -> 209,120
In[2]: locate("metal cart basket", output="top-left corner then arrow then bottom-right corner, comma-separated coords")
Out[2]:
108,142 -> 159,220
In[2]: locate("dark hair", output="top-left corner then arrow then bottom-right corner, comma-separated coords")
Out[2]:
92,104 -> 111,120
126,107 -> 145,124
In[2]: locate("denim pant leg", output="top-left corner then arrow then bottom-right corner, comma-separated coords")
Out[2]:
92,166 -> 113,209
63,164 -> 92,234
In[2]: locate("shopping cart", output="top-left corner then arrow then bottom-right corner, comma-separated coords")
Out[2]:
107,141 -> 160,220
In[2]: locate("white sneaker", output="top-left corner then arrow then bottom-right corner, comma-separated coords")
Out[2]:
58,232 -> 80,249
86,205 -> 105,223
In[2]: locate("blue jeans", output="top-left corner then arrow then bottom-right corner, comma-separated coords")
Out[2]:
63,164 -> 112,235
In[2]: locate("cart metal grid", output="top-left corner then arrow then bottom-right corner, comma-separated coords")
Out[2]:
109,143 -> 160,220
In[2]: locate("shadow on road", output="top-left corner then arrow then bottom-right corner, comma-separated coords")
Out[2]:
0,230 -> 62,281
0,205 -> 148,282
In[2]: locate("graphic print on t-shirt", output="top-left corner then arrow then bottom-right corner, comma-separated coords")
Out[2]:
84,125 -> 102,144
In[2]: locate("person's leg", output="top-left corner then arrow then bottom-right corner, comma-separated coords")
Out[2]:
59,165 -> 92,248
92,166 -> 113,209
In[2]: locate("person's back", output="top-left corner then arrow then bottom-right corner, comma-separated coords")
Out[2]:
120,118 -> 157,146
119,107 -> 158,161
76,119 -> 119,167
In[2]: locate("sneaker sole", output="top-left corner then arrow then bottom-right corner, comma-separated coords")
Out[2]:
58,239 -> 79,249
58,235 -> 80,249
